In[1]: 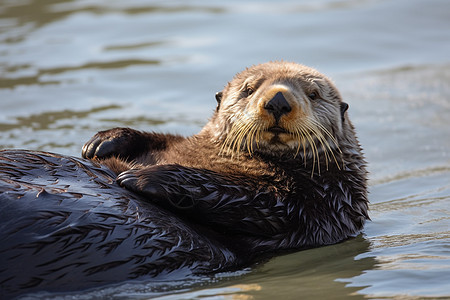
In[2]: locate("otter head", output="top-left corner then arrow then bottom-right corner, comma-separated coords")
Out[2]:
207,61 -> 352,164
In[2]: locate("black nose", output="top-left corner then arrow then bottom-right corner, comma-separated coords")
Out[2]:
264,92 -> 292,122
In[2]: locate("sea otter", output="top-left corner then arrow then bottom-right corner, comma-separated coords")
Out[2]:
0,61 -> 368,298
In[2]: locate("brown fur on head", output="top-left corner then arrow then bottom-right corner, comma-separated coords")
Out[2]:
204,61 -> 355,170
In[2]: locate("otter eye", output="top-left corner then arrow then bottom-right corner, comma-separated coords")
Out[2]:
308,92 -> 318,100
245,87 -> 254,97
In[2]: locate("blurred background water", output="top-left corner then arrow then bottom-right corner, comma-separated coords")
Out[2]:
1,0 -> 449,299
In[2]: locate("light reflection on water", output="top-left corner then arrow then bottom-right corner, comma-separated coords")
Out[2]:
1,0 -> 449,298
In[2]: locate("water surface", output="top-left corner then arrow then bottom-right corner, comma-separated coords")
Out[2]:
1,0 -> 449,298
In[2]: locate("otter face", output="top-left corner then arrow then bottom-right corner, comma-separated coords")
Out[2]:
213,62 -> 348,163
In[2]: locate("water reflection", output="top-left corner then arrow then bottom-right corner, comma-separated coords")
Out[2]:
104,41 -> 166,51
0,0 -> 224,42
195,236 -> 375,300
0,105 -> 120,131
50,2 -> 226,16
0,0 -> 75,42
0,59 -> 160,89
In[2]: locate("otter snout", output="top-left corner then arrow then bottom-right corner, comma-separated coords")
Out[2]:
264,92 -> 292,122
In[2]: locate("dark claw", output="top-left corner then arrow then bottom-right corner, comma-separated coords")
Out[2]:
94,140 -> 118,158
116,170 -> 139,189
82,136 -> 123,160
82,136 -> 102,159
117,170 -> 160,198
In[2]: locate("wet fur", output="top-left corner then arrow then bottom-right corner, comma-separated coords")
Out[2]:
0,150 -> 237,298
85,61 -> 369,250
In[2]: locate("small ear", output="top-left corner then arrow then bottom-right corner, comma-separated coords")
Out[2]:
340,102 -> 349,122
215,92 -> 223,111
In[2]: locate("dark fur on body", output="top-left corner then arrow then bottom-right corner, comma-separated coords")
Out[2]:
0,150 -> 236,298
0,61 -> 368,298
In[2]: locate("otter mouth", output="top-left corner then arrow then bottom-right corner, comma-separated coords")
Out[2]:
268,126 -> 288,135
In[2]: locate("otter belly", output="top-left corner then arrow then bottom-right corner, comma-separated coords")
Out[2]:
0,150 -> 235,298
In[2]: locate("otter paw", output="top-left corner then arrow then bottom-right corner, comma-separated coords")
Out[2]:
117,169 -> 195,209
82,128 -> 136,160
82,136 -> 117,159
116,170 -> 159,196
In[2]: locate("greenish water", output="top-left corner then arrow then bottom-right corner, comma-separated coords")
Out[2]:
1,0 -> 449,299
